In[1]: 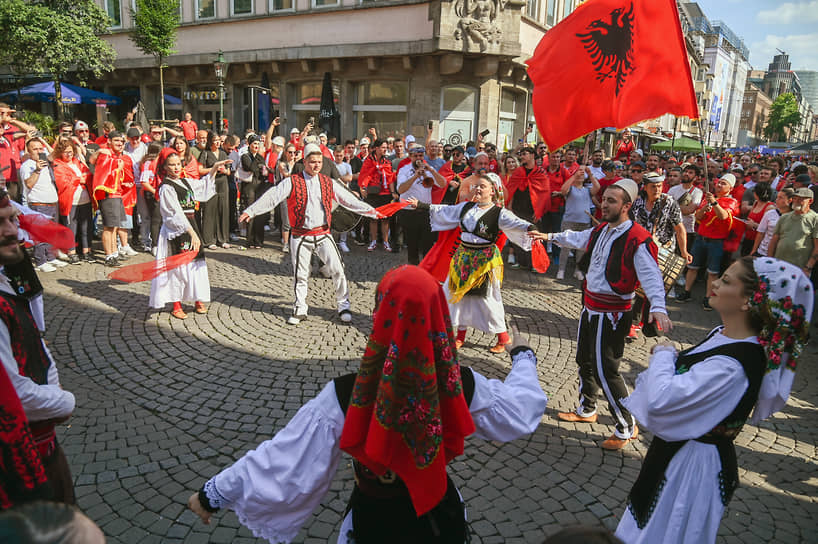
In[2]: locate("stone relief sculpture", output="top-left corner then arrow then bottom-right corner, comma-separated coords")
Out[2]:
453,0 -> 506,52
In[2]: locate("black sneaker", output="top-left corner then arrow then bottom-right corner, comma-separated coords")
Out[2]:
83,253 -> 96,263
702,297 -> 713,311
676,290 -> 691,302
68,254 -> 81,265
104,256 -> 121,268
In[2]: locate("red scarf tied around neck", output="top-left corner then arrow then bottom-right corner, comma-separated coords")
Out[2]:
339,265 -> 475,516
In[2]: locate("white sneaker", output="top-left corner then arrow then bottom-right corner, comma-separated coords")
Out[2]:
47,259 -> 68,268
151,247 -> 157,257
287,314 -> 306,325
383,241 -> 392,252
120,245 -> 138,257
574,270 -> 585,281
282,243 -> 290,253
338,241 -> 350,253
264,225 -> 271,232
368,241 -> 377,252
37,262 -> 57,272
556,270 -> 565,280
508,253 -> 516,265
230,233 -> 240,242
56,250 -> 70,262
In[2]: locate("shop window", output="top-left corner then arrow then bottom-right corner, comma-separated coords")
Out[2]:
232,0 -> 252,14
353,81 -> 408,138
313,0 -> 338,6
525,0 -> 539,20
499,88 -> 519,148
271,0 -> 293,11
106,0 -> 122,27
197,0 -> 215,18
546,0 -> 557,26
440,85 -> 476,147
292,80 -> 339,133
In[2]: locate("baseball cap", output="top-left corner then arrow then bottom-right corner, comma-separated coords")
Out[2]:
360,137 -> 370,146
108,130 -> 124,140
74,121 -> 89,132
630,161 -> 646,170
290,128 -> 300,134
794,187 -> 813,198
410,146 -> 426,154
730,164 -> 744,172
126,127 -> 141,139
794,174 -> 812,187
405,135 -> 416,146
601,160 -> 615,171
271,136 -> 285,147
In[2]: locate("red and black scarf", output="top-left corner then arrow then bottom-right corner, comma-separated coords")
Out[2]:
339,265 -> 475,516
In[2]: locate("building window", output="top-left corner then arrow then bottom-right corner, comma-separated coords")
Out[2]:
353,81 -> 408,138
546,0 -> 557,26
232,0 -> 252,14
313,0 -> 338,6
563,0 -> 573,19
106,0 -> 122,27
526,0 -> 539,20
440,86 -> 477,146
293,80 -> 339,131
271,0 -> 293,10
197,0 -> 215,18
499,88 -> 518,147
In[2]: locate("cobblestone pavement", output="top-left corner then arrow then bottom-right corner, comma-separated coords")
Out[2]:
39,241 -> 817,543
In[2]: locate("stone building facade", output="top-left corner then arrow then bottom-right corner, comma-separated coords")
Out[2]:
94,0 -> 597,147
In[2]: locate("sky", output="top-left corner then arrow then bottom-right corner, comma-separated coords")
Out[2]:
693,0 -> 818,72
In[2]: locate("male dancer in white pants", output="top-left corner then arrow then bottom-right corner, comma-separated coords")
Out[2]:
240,144 -> 381,325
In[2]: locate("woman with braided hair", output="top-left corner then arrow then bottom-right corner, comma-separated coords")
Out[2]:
616,256 -> 813,544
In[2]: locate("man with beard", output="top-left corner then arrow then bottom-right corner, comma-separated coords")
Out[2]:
769,187 -> 818,275
0,190 -> 76,503
396,146 -> 446,264
504,147 -> 550,271
588,149 -> 605,180
532,179 -> 671,449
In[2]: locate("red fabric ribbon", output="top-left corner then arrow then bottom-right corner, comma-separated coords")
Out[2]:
17,214 -> 76,251
107,251 -> 198,283
373,200 -> 411,219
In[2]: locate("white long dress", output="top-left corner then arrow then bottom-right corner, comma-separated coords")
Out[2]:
429,202 -> 533,334
149,175 -> 215,308
615,328 -> 758,544
202,349 -> 547,544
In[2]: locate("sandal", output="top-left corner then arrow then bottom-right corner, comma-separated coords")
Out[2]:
195,302 -> 208,314
171,308 -> 188,320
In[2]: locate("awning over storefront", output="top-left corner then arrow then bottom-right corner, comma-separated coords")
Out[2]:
0,81 -> 121,105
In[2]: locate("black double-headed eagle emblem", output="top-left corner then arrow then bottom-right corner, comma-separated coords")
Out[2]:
576,3 -> 635,96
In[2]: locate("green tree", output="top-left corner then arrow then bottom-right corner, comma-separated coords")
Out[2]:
0,0 -> 116,120
763,92 -> 801,142
130,0 -> 180,122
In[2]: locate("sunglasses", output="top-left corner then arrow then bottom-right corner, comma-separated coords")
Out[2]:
630,169 -> 643,173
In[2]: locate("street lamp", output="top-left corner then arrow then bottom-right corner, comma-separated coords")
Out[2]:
213,51 -> 226,132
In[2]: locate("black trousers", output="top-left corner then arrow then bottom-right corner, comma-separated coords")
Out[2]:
201,177 -> 229,246
397,208 -> 435,265
575,308 -> 635,438
242,181 -> 270,247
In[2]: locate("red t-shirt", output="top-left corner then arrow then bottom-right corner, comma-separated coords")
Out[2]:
0,136 -> 19,184
180,120 -> 198,141
696,196 -> 739,239
545,167 -> 567,209
730,183 -> 745,203
613,140 -> 634,162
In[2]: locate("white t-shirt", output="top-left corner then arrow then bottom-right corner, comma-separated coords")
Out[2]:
334,161 -> 352,182
588,165 -> 605,180
397,163 -> 435,204
19,159 -> 58,205
667,184 -> 703,233
756,208 -> 782,256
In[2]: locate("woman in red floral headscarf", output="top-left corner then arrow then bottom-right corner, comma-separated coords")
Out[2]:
187,265 -> 547,543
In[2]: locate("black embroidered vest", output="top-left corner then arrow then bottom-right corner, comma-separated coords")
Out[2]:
459,202 -> 501,244
166,179 -> 204,260
333,369 -> 475,543
627,330 -> 766,529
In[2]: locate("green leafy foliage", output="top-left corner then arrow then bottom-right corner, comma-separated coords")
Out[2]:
0,0 -> 116,81
763,93 -> 801,142
130,0 -> 179,61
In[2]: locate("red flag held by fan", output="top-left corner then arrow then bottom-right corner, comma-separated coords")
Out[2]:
108,252 -> 198,283
527,0 -> 698,151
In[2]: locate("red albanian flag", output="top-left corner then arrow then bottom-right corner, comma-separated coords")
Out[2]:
527,0 -> 699,151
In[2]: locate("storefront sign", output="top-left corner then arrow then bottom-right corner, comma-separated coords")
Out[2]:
184,89 -> 227,103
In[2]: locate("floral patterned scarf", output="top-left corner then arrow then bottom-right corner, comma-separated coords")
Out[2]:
339,265 -> 475,516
